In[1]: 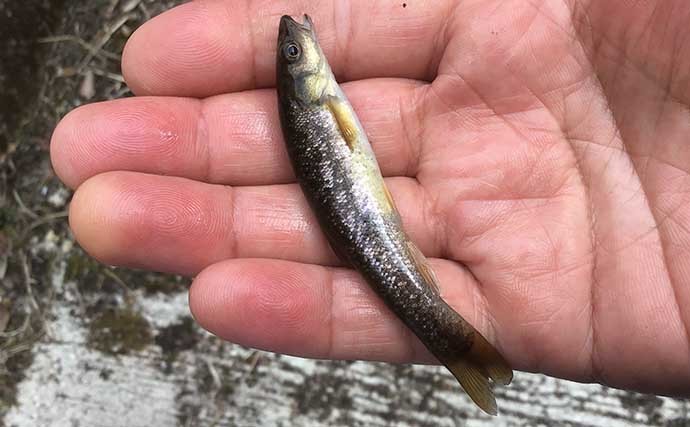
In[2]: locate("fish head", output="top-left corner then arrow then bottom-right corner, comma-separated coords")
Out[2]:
277,14 -> 330,104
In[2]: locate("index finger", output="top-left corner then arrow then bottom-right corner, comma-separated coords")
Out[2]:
122,0 -> 452,97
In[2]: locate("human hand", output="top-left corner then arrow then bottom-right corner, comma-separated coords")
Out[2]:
50,0 -> 690,397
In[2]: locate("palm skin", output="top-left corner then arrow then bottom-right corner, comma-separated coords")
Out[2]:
50,0 -> 690,397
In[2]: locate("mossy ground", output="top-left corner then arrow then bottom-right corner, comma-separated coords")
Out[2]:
0,0 -> 184,421
88,306 -> 154,355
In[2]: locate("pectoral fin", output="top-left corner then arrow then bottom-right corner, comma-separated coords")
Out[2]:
325,96 -> 358,150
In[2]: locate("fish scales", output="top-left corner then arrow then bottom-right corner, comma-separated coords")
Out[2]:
275,14 -> 512,415
283,101 -> 473,354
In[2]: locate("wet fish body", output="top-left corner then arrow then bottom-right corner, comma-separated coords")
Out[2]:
276,15 -> 512,415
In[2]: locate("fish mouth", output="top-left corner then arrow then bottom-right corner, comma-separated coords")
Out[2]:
279,14 -> 314,38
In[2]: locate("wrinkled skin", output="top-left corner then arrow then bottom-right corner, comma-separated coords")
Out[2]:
51,0 -> 690,397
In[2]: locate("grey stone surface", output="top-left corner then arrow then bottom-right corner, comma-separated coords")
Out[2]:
6,288 -> 689,427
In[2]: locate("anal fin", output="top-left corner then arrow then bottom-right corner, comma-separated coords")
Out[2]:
382,184 -> 398,212
406,240 -> 441,295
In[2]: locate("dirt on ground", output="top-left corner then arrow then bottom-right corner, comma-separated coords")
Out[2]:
0,0 -> 184,420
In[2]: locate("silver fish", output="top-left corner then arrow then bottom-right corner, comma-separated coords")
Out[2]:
276,14 -> 512,415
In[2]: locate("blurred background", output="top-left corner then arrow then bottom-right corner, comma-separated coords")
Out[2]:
0,1 -> 687,426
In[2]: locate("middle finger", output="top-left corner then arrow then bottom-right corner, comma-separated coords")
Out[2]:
69,171 -> 438,276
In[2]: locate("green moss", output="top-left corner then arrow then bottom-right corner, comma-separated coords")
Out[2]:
140,272 -> 187,295
0,301 -> 43,418
0,204 -> 18,232
65,250 -> 102,283
155,316 -> 199,354
87,306 -> 153,355
0,348 -> 34,415
155,316 -> 200,373
65,250 -> 187,296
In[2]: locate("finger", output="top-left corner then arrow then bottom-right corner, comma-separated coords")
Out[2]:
122,0 -> 450,97
51,79 -> 423,189
69,171 -> 438,276
188,258 -> 502,365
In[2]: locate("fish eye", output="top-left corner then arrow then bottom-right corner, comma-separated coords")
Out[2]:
282,42 -> 301,62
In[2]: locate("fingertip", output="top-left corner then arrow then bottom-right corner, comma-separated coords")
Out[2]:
50,105 -> 90,189
189,259 -> 332,356
69,171 -> 236,275
69,172 -> 126,265
188,261 -> 232,332
121,16 -> 157,95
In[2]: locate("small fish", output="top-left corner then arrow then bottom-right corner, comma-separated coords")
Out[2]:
276,15 -> 512,415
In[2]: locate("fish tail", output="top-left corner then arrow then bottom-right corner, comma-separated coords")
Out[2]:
406,245 -> 513,414
437,326 -> 512,416
404,239 -> 512,414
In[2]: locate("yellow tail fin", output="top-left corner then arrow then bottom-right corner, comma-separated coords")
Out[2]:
469,332 -> 513,386
440,331 -> 512,415
444,358 -> 498,415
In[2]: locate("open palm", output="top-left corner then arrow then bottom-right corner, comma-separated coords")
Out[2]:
51,0 -> 690,397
